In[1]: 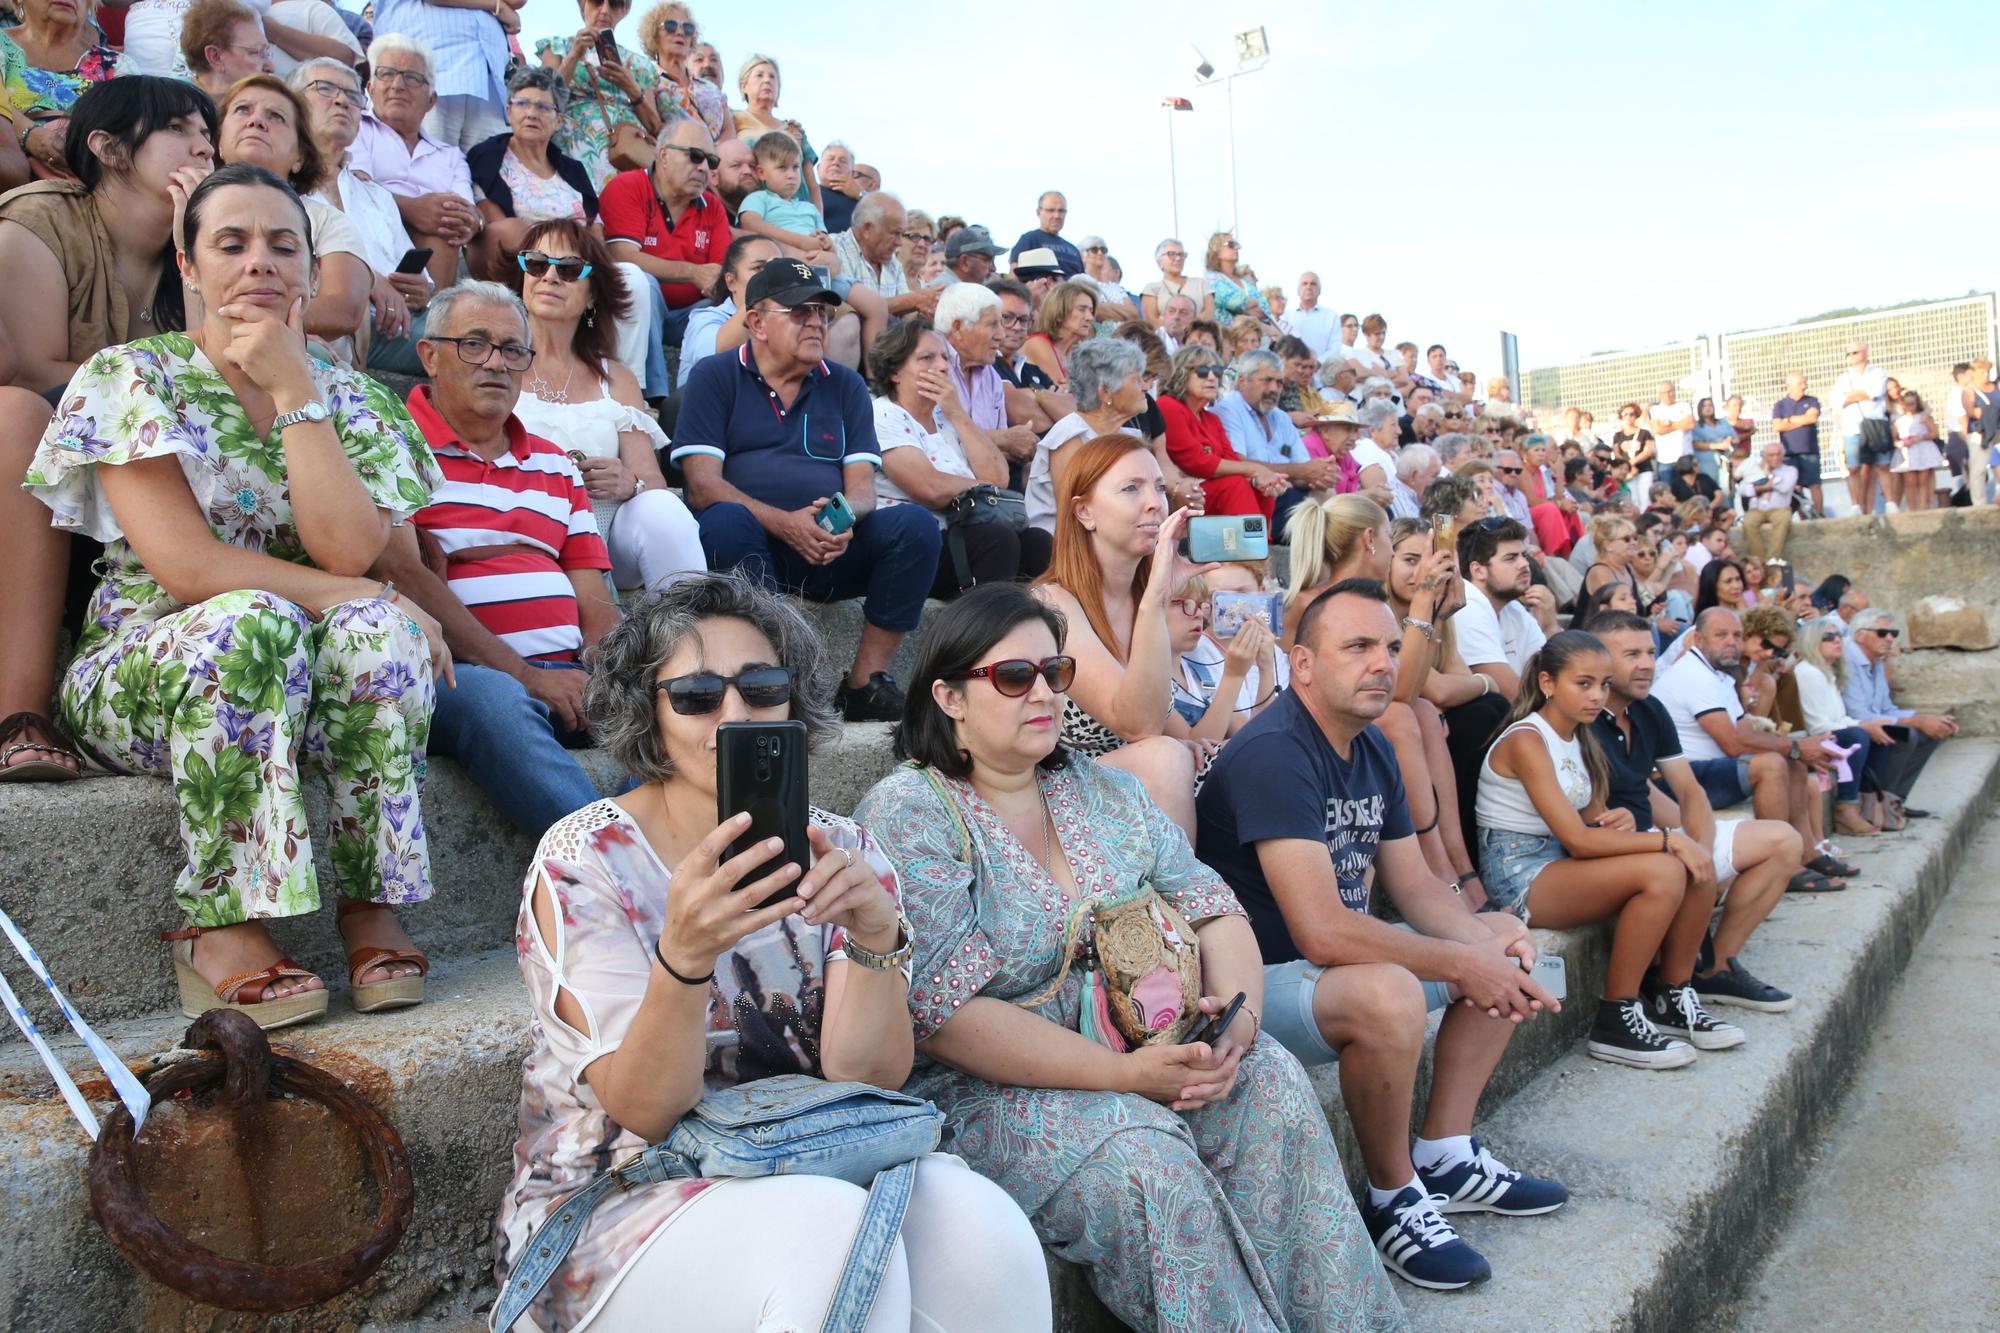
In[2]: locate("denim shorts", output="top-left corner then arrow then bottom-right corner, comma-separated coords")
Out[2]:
1261,937 -> 1452,1068
1477,827 -> 1567,917
1684,755 -> 1753,810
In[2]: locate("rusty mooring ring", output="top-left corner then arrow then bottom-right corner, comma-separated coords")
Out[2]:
87,1008 -> 416,1313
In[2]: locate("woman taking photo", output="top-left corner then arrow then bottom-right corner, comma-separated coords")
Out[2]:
507,217 -> 703,594
1159,344 -> 1286,521
1475,631 -> 1732,1069
1140,236 -> 1212,325
0,76 -> 214,783
1026,336 -> 1150,532
496,575 -> 1047,1333
870,319 -> 1048,595
636,0 -> 730,142
536,0 -> 667,192
468,65 -> 600,279
855,582 -> 1402,1332
26,162 -> 448,1026
1020,279 -> 1095,390
732,53 -> 819,208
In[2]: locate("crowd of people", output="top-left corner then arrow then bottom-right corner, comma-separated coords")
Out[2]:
0,5 -> 1970,1329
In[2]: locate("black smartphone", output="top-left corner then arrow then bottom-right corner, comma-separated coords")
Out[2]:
716,721 -> 810,904
594,28 -> 620,62
394,246 -> 434,275
1181,991 -> 1248,1046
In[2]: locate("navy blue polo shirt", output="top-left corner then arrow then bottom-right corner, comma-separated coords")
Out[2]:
1006,228 -> 1084,276
1590,695 -> 1683,832
1773,394 -> 1821,458
671,344 -> 882,513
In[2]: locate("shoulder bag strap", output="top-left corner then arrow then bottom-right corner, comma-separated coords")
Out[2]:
817,1158 -> 918,1333
489,1144 -> 684,1331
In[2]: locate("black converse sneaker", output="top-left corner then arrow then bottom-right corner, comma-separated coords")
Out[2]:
835,672 -> 907,722
1691,957 -> 1797,1013
1642,979 -> 1746,1051
1587,997 -> 1696,1069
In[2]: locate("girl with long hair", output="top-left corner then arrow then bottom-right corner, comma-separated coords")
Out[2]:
1476,631 -> 1734,1069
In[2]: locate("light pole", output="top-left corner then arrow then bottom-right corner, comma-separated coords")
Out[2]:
1161,96 -> 1192,238
1189,26 -> 1271,240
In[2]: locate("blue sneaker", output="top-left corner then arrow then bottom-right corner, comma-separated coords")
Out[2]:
1360,1184 -> 1492,1290
1417,1139 -> 1569,1216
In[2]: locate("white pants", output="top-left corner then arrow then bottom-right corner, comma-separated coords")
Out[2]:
586,1155 -> 1050,1333
606,489 -> 705,592
611,263 -> 657,395
423,93 -> 510,154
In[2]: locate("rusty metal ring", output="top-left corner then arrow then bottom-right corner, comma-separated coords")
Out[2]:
87,1009 -> 415,1313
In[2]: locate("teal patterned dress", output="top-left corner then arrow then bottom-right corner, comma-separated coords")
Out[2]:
25,333 -> 445,927
854,756 -> 1405,1332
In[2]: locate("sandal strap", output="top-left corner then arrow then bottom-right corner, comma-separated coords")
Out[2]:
0,711 -> 82,766
347,946 -> 430,988
215,958 -> 319,1005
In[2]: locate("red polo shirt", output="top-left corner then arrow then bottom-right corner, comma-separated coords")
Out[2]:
598,172 -> 732,310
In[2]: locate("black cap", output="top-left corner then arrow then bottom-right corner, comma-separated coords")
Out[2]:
745,258 -> 840,309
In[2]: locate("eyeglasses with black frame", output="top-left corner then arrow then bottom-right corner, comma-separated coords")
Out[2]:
942,656 -> 1076,697
424,335 -> 535,371
1870,627 -> 1900,639
518,251 -> 593,282
655,666 -> 793,715
304,79 -> 363,107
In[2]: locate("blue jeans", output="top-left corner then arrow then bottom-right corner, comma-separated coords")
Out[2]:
1829,725 -> 1870,802
428,661 -> 602,835
696,501 -> 940,632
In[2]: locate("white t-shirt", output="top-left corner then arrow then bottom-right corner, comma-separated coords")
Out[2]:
1348,344 -> 1390,371
1831,364 -> 1889,436
1650,399 -> 1695,467
1685,543 -> 1714,576
265,0 -> 365,77
1453,580 -> 1546,675
1654,647 -> 1740,762
1349,438 -> 1396,486
1284,306 -> 1340,361
1025,412 -> 1099,532
312,164 -> 413,278
872,399 -> 973,525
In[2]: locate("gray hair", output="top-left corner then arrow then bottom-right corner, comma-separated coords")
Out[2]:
287,57 -> 361,94
1358,401 -> 1399,432
585,574 -> 840,783
932,281 -> 1000,339
426,280 -> 529,339
367,32 -> 435,79
507,63 -> 571,115
1068,337 -> 1145,412
1396,443 -> 1439,480
1154,237 -> 1183,262
823,138 -> 854,157
1357,376 -> 1396,402
852,190 -> 903,230
1433,432 -> 1475,466
1162,343 -> 1222,400
1415,402 -> 1446,421
1849,607 -> 1895,634
1232,347 -> 1282,381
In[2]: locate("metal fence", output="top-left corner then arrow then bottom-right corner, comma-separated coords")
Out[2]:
1521,294 -> 1998,480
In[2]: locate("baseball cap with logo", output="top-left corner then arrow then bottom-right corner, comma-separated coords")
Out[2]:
746,258 -> 840,309
1012,247 -> 1063,279
944,225 -> 1006,260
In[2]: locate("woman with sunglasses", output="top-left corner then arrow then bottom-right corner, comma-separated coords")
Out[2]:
1201,230 -> 1273,330
637,1 -> 731,142
467,65 -> 600,279
507,218 -> 702,594
1794,614 -> 1882,836
855,582 -> 1401,1332
1160,344 -> 1287,523
537,0 -> 667,193
25,162 -> 448,1027
496,574 -> 1050,1333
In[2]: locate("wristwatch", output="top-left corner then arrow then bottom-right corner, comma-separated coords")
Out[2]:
273,400 -> 330,432
843,912 -> 915,971
1788,738 -> 1801,762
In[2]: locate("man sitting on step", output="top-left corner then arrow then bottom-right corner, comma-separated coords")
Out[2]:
1196,578 -> 1567,1293
373,280 -> 615,835
1586,611 -> 1803,1018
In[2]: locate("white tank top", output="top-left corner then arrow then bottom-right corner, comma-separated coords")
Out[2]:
1476,713 -> 1593,836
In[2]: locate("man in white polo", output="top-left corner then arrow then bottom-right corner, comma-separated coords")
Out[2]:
1453,517 -> 1556,697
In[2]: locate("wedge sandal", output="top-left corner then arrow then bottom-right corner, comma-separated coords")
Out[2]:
336,899 -> 428,1013
162,929 -> 329,1030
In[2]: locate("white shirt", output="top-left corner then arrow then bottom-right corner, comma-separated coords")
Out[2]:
1349,343 -> 1390,371
266,0 -> 365,76
1655,647 -> 1740,762
1650,399 -> 1695,467
1284,305 -> 1340,361
312,162 -> 414,278
1686,543 -> 1714,576
873,399 -> 973,524
1077,274 -> 1135,311
1025,412 -> 1100,532
1454,580 -> 1546,674
1795,660 -> 1859,733
1831,364 -> 1889,435
1349,438 -> 1396,485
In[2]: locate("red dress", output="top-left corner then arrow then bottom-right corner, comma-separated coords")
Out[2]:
1161,395 -> 1269,519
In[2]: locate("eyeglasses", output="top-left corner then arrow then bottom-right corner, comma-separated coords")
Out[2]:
1820,632 -> 1843,641
943,656 -> 1076,697
1870,627 -> 1900,639
1222,239 -> 1240,249
507,97 -> 558,115
657,16 -> 696,33
1496,465 -> 1522,475
1759,636 -> 1792,655
898,231 -> 934,245
997,312 -> 1031,329
518,252 -> 593,282
304,80 -> 363,107
1188,365 -> 1221,378
229,42 -> 273,59
1083,245 -> 1107,253
753,303 -> 832,328
662,143 -> 720,169
373,66 -> 432,88
1160,249 -> 1186,260
656,666 -> 792,714
1167,597 -> 1209,619
424,334 -> 535,371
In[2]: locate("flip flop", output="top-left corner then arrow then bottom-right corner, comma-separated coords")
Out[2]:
1807,852 -> 1860,879
1787,869 -> 1846,894
0,711 -> 84,783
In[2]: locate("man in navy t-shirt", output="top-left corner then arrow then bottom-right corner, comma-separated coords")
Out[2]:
1770,370 -> 1825,515
1195,579 -> 1563,1291
673,260 -> 940,721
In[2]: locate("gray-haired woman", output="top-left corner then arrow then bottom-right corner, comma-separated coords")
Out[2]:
1024,336 -> 1150,533
494,573 -> 1050,1332
467,65 -> 601,280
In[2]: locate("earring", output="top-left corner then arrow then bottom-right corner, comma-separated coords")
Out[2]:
586,307 -> 595,328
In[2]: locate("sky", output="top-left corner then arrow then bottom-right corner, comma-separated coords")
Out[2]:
514,0 -> 1999,380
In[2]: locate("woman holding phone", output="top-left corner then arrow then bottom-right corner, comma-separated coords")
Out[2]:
496,574 -> 1048,1333
855,582 -> 1402,1333
537,0 -> 668,191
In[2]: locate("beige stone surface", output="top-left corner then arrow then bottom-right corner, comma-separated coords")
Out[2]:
1906,595 -> 1996,650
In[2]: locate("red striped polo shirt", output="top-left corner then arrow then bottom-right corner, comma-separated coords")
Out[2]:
405,387 -> 611,663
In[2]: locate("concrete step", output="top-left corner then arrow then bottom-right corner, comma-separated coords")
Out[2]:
1397,740 -> 1999,1332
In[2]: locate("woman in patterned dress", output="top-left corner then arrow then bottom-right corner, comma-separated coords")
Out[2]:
494,574 -> 1049,1333
24,162 -> 449,1028
2,0 -> 118,179
854,582 -> 1405,1333
537,0 -> 668,192
635,0 -> 730,143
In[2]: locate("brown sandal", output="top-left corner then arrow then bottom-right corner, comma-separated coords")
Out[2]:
336,899 -> 428,1013
162,927 -> 329,1030
0,711 -> 84,783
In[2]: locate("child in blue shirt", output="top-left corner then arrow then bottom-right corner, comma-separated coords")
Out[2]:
737,133 -> 839,273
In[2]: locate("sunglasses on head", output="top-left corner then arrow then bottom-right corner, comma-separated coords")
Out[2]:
518,252 -> 593,282
943,655 -> 1076,697
655,666 -> 793,714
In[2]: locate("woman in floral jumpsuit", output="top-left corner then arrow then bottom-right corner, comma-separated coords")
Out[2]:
25,163 -> 448,1028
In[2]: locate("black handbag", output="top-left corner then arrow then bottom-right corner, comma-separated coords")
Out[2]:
940,483 -> 1027,589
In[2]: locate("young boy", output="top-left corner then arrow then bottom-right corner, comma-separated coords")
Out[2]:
737,134 -> 838,272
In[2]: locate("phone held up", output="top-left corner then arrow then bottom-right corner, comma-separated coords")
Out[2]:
716,721 -> 810,905
814,492 -> 857,536
594,28 -> 621,62
1179,513 -> 1269,563
1211,590 -> 1283,641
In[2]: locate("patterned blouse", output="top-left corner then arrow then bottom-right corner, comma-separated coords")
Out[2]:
499,149 -> 589,223
535,36 -> 665,192
656,69 -> 729,141
0,29 -> 115,117
493,800 -> 904,1332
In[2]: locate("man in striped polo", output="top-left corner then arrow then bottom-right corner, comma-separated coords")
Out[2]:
373,280 -> 615,833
